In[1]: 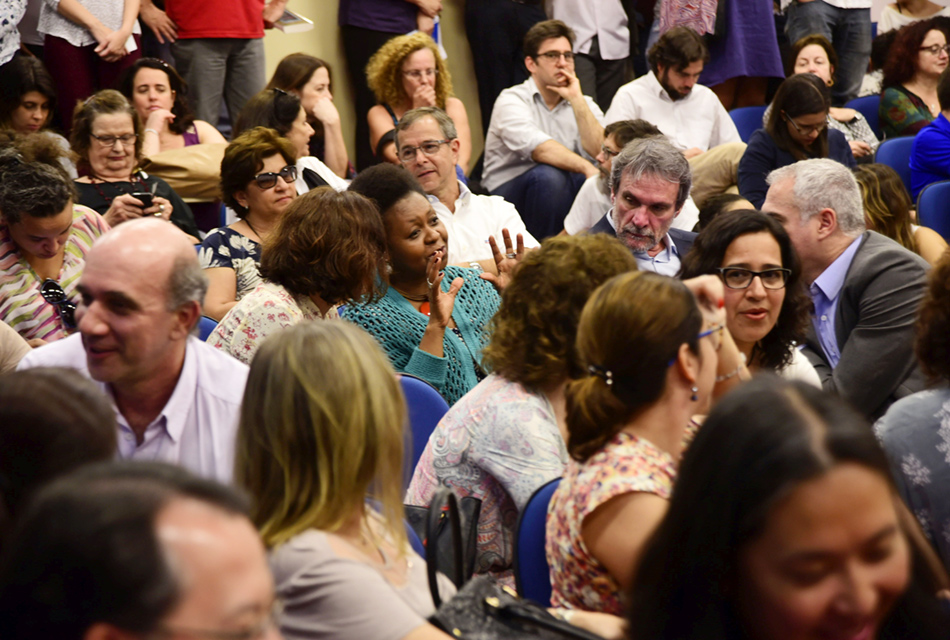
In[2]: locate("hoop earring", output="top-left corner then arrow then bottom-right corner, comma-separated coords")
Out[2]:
690,386 -> 699,402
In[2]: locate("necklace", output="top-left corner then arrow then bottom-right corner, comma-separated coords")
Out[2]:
243,217 -> 264,240
87,173 -> 147,205
393,286 -> 431,316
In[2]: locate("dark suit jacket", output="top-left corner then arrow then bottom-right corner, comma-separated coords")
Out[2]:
803,231 -> 929,420
588,212 -> 696,263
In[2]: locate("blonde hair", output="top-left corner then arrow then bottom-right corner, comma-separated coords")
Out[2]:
853,164 -> 919,255
365,33 -> 453,109
235,322 -> 408,551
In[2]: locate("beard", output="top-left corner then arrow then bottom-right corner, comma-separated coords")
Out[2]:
658,72 -> 690,101
617,223 -> 659,253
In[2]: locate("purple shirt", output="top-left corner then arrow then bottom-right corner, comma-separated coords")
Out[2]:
809,235 -> 864,368
338,0 -> 416,33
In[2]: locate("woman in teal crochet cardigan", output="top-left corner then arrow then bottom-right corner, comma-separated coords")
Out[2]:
344,164 -> 502,405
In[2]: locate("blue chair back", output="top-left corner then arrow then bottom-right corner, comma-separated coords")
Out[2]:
198,316 -> 218,341
916,179 -> 950,242
513,477 -> 561,604
398,374 -> 450,481
729,106 -> 767,143
845,94 -> 882,140
875,137 -> 916,195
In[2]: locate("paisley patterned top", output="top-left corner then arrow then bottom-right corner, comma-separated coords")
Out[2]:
880,85 -> 935,139
545,431 -> 676,614
405,373 -> 569,587
198,227 -> 262,302
207,281 -> 338,365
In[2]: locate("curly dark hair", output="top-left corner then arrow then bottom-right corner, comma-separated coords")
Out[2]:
883,18 -> 950,88
259,188 -> 388,305
0,56 -> 57,132
648,25 -> 709,74
0,132 -> 77,223
483,234 -> 638,392
916,252 -> 950,381
219,127 -> 296,218
118,58 -> 196,136
233,88 -> 302,139
766,73 -> 830,162
679,209 -> 809,372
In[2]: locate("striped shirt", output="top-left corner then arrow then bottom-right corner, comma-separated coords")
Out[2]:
0,205 -> 109,342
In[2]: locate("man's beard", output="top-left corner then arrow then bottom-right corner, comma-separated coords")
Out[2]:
659,73 -> 689,101
617,224 -> 659,252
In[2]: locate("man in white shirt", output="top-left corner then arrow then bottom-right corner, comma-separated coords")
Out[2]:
19,218 -> 248,483
605,26 -> 746,207
483,19 -> 606,240
550,0 -> 629,110
396,107 -> 540,268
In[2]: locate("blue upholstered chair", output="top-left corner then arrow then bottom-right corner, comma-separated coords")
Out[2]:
513,477 -> 561,604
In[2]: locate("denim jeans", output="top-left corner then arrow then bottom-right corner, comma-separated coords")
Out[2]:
785,0 -> 872,106
491,164 -> 587,240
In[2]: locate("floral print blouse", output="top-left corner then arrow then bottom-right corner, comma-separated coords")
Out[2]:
197,227 -> 262,302
545,431 -> 676,613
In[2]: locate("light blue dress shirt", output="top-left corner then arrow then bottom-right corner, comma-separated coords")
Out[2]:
809,235 -> 864,368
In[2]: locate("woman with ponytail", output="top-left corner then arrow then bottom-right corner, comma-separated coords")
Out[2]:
545,272 -> 748,614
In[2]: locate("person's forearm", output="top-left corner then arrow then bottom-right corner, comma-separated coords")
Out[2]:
121,0 -> 140,33
569,96 -> 604,159
141,128 -> 161,157
531,139 -> 597,176
321,121 -> 350,178
55,0 -> 106,32
418,323 -> 446,357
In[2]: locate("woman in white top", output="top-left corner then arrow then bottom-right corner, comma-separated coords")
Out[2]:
679,209 -> 821,386
879,0 -> 950,33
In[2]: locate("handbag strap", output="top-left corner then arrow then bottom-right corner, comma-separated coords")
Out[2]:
426,486 -> 463,608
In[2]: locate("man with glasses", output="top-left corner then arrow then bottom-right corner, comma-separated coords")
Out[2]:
589,137 -> 697,275
0,462 -> 281,640
395,107 -> 539,268
483,19 -> 606,240
19,218 -> 248,482
763,159 -> 928,419
605,27 -> 746,208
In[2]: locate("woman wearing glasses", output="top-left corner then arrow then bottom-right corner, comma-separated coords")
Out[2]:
234,88 -> 347,195
738,73 -> 856,208
0,133 -> 109,345
880,19 -> 950,138
199,127 -> 297,321
366,32 -> 471,174
546,272 -> 748,614
70,90 -> 199,240
679,209 -> 820,386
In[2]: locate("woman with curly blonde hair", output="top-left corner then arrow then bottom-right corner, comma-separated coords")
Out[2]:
406,234 -> 637,587
366,32 -> 471,173
853,163 -> 948,266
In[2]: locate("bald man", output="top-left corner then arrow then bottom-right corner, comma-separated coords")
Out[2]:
19,219 -> 248,482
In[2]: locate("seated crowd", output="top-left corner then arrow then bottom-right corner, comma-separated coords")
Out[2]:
2,5 -> 950,640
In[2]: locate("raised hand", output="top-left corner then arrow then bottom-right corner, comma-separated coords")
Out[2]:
479,228 -> 525,292
427,253 -> 463,329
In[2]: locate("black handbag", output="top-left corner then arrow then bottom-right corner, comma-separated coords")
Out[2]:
405,487 -> 482,589
423,487 -> 605,640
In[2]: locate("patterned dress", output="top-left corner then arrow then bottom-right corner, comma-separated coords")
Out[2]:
0,205 -> 109,342
197,227 -> 263,302
545,431 -> 676,614
405,373 -> 569,587
207,281 -> 338,365
880,85 -> 935,139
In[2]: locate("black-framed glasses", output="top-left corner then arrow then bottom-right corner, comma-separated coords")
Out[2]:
153,599 -> 283,640
536,51 -> 575,62
90,133 -> 137,147
716,267 -> 791,290
784,115 -> 826,136
397,139 -> 451,162
40,279 -> 77,330
919,43 -> 950,55
253,165 -> 297,190
600,144 -> 620,159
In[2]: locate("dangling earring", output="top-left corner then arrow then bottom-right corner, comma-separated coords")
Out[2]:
690,386 -> 699,402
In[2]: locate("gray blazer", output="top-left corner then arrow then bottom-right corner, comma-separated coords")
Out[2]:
804,231 -> 930,420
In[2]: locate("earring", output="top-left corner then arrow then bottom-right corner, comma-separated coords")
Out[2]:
690,386 -> 699,402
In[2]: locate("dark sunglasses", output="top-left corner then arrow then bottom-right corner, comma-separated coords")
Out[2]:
41,279 -> 77,330
253,165 -> 297,190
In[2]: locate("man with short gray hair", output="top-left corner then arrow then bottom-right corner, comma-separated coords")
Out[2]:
763,159 -> 928,419
19,219 -> 248,482
588,137 -> 697,275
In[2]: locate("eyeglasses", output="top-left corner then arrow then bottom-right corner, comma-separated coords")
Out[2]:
716,267 -> 791,290
253,165 -> 297,190
403,68 -> 439,80
40,279 -> 77,330
536,51 -> 575,62
90,133 -> 137,147
397,139 -> 451,162
600,144 -> 620,159
919,43 -> 950,55
153,599 -> 283,640
697,323 -> 725,351
784,115 -> 826,136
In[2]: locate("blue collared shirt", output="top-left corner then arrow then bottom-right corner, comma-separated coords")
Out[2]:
606,208 -> 681,276
809,235 -> 864,368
